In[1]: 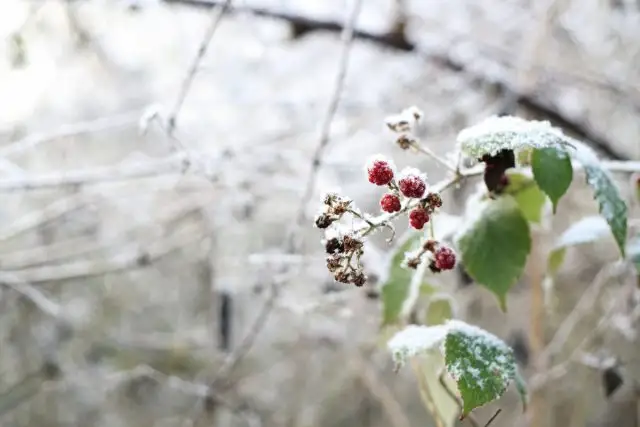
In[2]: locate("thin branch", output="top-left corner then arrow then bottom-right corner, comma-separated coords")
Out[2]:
352,351 -> 413,427
409,140 -> 457,172
163,0 -> 633,161
204,0 -> 365,399
536,261 -> 626,367
0,110 -> 143,158
483,409 -> 502,427
167,0 -> 232,134
0,153 -> 190,192
292,0 -> 363,235
0,222 -> 204,284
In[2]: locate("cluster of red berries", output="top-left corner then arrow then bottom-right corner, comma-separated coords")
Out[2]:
366,157 -> 442,230
404,239 -> 457,272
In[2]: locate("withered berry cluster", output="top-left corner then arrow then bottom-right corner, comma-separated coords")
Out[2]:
315,193 -> 366,286
313,106 -> 457,287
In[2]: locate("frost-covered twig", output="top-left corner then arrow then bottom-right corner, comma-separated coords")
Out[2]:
0,222 -> 203,284
294,0 -> 363,232
0,110 -> 143,158
0,153 -> 190,192
537,261 -> 626,367
167,0 -> 232,134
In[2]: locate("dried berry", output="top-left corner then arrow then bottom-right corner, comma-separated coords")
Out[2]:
325,237 -> 343,254
434,246 -> 456,271
398,169 -> 427,198
366,156 -> 395,186
342,235 -> 363,252
380,193 -> 401,213
352,272 -> 366,287
406,256 -> 422,269
409,207 -> 429,230
422,239 -> 438,253
424,192 -> 442,210
326,255 -> 341,272
315,214 -> 334,229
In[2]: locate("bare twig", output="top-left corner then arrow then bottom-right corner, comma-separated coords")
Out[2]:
0,222 -> 204,284
167,0 -> 232,134
0,153 -> 190,192
0,110 -> 143,158
537,262 -> 626,366
204,0 -> 365,397
293,0 -> 364,232
409,140 -> 457,172
483,409 -> 502,427
352,351 -> 412,427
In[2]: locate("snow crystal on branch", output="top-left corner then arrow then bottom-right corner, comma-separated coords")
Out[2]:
457,115 -> 568,158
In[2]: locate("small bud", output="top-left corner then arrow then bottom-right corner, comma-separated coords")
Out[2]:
334,271 -> 351,284
424,192 -> 443,211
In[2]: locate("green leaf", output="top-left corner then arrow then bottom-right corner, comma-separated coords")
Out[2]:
426,295 -> 455,326
456,196 -> 531,310
514,368 -> 528,412
381,231 -> 421,325
547,216 -> 611,276
443,321 -> 518,417
531,147 -> 573,213
570,141 -> 628,256
504,171 -> 547,223
388,321 -> 522,418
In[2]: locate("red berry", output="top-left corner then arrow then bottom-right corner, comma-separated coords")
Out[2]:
380,193 -> 401,213
398,170 -> 426,198
409,207 -> 429,230
434,246 -> 456,270
367,157 -> 394,186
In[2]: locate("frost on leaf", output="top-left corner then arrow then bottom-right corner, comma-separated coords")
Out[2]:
444,320 -> 517,416
388,320 -> 526,417
457,116 -> 569,159
569,140 -> 628,257
388,324 -> 448,368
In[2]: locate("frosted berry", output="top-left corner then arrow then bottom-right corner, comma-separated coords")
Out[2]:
380,193 -> 401,213
409,207 -> 429,230
434,246 -> 456,270
367,158 -> 394,186
398,171 -> 426,198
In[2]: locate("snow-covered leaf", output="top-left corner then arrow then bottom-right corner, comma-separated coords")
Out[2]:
444,320 -> 518,417
455,196 -> 531,311
504,171 -> 547,223
547,216 -> 611,276
531,146 -> 573,213
381,232 -> 421,325
388,324 -> 448,367
457,116 -> 570,159
569,140 -> 628,256
388,320 -> 525,417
